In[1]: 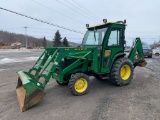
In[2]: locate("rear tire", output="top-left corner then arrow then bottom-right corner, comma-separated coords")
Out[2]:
68,73 -> 90,96
155,53 -> 159,56
110,58 -> 134,86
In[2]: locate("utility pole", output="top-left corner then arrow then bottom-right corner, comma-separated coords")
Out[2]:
24,26 -> 28,49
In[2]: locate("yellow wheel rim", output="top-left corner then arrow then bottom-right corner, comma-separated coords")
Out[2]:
74,78 -> 88,93
120,65 -> 131,80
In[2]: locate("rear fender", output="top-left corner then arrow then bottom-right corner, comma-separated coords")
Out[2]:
109,52 -> 126,72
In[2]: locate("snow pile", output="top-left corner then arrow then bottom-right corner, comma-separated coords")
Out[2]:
0,57 -> 38,64
0,69 -> 7,71
0,58 -> 16,64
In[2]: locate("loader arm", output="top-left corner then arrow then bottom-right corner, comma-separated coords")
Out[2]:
16,47 -> 96,112
128,38 -> 147,67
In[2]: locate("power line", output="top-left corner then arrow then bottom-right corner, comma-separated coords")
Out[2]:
65,0 -> 100,22
25,27 -> 86,34
31,0 -> 85,25
28,27 -> 67,31
126,37 -> 158,40
72,0 -> 101,20
55,0 -> 97,23
0,26 -> 85,32
32,31 -> 84,36
0,7 -> 84,34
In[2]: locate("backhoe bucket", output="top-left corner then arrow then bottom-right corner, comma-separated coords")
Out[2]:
135,60 -> 147,67
138,60 -> 147,67
16,70 -> 45,112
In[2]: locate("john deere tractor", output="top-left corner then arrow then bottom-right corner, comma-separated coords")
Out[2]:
16,20 -> 147,112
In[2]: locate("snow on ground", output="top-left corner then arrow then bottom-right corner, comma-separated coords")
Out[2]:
0,68 -> 7,71
146,58 -> 153,63
0,57 -> 38,64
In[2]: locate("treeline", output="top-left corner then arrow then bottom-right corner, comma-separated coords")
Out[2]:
0,31 -> 49,48
0,30 -> 73,49
141,40 -> 160,49
150,40 -> 160,49
53,30 -> 69,47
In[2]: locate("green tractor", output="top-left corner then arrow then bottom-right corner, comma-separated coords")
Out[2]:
16,20 -> 147,112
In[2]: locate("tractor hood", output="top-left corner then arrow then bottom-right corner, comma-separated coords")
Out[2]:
48,46 -> 98,58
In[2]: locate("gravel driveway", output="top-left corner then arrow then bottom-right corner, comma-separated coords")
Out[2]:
0,55 -> 160,120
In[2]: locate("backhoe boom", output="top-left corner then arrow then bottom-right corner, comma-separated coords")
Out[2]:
128,38 -> 147,67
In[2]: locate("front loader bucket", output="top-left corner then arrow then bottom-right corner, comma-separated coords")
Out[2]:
16,70 -> 45,112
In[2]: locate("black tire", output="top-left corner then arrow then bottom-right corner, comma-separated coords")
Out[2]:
155,53 -> 159,56
110,58 -> 134,86
148,55 -> 152,58
68,73 -> 90,96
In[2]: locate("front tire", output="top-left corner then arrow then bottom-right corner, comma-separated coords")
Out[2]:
148,55 -> 152,58
110,58 -> 134,86
68,73 -> 90,96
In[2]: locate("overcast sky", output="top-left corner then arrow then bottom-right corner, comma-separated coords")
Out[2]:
0,0 -> 160,46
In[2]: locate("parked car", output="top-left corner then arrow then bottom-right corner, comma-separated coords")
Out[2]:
153,47 -> 160,56
124,46 -> 131,57
142,46 -> 152,58
124,46 -> 131,53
